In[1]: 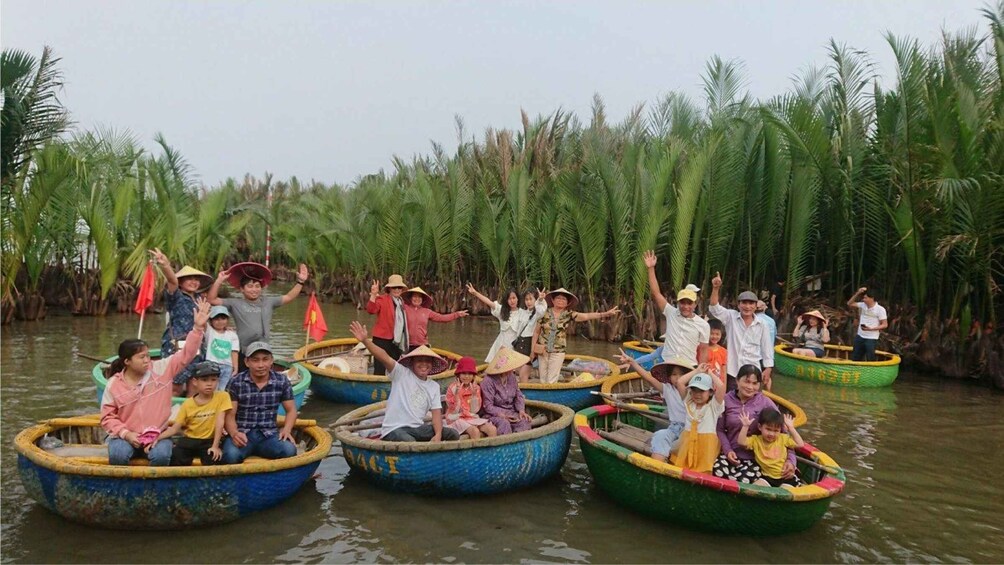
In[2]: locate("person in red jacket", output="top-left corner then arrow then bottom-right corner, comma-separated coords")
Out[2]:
401,287 -> 468,350
366,275 -> 409,375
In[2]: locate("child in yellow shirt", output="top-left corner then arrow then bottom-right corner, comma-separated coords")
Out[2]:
155,361 -> 232,465
737,407 -> 805,488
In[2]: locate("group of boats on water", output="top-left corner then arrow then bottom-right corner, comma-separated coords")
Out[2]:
15,336 -> 901,535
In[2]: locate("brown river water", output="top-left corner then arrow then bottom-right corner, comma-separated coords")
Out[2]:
2,300 -> 1003,563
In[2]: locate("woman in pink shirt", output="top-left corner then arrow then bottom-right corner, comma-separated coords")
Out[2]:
402,287 -> 469,350
100,299 -> 210,466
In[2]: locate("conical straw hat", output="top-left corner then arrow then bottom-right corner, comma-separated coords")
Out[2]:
545,288 -> 579,309
485,347 -> 531,375
398,345 -> 449,374
403,287 -> 433,308
174,266 -> 213,290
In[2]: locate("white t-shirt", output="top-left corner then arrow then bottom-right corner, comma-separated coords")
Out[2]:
205,327 -> 240,366
380,363 -> 443,438
856,302 -> 887,340
661,383 -> 688,425
660,304 -> 711,365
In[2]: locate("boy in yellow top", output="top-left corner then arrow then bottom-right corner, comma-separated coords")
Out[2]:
736,407 -> 804,489
155,361 -> 232,465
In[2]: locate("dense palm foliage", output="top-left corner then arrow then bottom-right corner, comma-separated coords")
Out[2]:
3,3 -> 1003,350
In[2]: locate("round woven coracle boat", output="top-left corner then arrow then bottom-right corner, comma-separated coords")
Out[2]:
90,350 -> 311,413
774,344 -> 901,387
575,404 -> 844,534
15,415 -> 331,529
334,400 -> 573,496
519,354 -> 621,410
294,338 -> 475,404
601,373 -> 808,427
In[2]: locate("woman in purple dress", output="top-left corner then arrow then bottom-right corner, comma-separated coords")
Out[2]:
479,347 -> 532,435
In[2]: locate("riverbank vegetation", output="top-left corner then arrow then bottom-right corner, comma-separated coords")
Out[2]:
3,4 -> 1003,384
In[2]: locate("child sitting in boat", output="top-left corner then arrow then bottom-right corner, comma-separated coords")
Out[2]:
671,369 -> 726,473
444,357 -> 497,439
706,319 -> 728,378
153,361 -> 231,465
348,320 -> 460,442
615,351 -> 702,463
100,299 -> 210,466
737,408 -> 805,489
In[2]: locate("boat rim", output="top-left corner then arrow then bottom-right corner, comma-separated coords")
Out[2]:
774,343 -> 901,367
294,338 -> 472,382
15,415 -> 332,478
575,403 -> 844,502
334,399 -> 573,452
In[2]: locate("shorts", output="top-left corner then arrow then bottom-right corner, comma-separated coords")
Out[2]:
649,421 -> 686,457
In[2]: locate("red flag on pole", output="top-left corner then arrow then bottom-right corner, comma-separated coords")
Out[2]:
134,263 -> 156,315
303,292 -> 328,342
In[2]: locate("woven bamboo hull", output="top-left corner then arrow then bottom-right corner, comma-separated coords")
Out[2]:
90,351 -> 311,413
774,344 -> 900,387
601,373 -> 809,427
520,354 -> 621,411
15,416 -> 331,529
335,400 -> 573,496
575,404 -> 844,534
294,338 -> 472,404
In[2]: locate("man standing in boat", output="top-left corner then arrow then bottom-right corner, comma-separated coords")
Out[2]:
846,286 -> 888,362
708,272 -> 775,391
643,250 -> 709,365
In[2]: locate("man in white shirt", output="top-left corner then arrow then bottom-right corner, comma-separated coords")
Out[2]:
846,287 -> 888,361
708,272 -> 775,391
643,250 -> 709,365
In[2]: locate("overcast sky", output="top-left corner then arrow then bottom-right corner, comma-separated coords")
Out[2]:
2,0 -> 990,187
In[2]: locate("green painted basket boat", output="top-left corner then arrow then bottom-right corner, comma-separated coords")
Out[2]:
575,404 -> 845,535
774,344 -> 901,387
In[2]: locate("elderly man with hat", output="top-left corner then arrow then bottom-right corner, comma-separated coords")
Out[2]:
643,250 -> 710,366
348,320 -> 460,442
365,275 -> 411,376
207,261 -> 310,370
708,271 -> 776,391
221,341 -> 298,463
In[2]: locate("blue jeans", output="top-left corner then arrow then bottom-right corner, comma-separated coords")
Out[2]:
108,437 -> 172,466
851,335 -> 878,362
221,429 -> 297,463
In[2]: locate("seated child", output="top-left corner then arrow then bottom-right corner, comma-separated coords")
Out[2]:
706,319 -> 728,379
155,361 -> 232,466
670,369 -> 726,473
737,407 -> 805,489
444,357 -> 497,439
615,350 -> 699,463
349,320 -> 460,442
205,305 -> 240,391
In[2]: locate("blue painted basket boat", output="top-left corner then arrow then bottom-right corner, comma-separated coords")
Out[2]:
90,350 -> 311,414
334,400 -> 573,496
520,354 -> 621,411
14,415 -> 331,529
294,338 -> 477,405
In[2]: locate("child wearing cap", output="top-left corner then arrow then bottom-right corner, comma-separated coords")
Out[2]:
205,305 -> 240,390
348,320 -> 460,442
737,407 -> 805,489
670,366 -> 726,473
153,361 -> 232,466
444,357 -> 497,439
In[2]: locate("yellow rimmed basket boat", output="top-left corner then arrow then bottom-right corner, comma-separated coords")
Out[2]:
520,354 -> 621,410
334,400 -> 573,496
601,373 -> 808,427
774,344 -> 901,387
294,338 -> 478,404
575,404 -> 844,534
14,415 -> 331,529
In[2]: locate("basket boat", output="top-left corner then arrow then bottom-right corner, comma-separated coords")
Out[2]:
334,400 -> 573,496
600,373 -> 808,427
774,344 -> 901,387
14,415 -> 331,529
519,353 -> 621,410
575,403 -> 844,534
90,350 -> 311,413
294,338 -> 476,404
